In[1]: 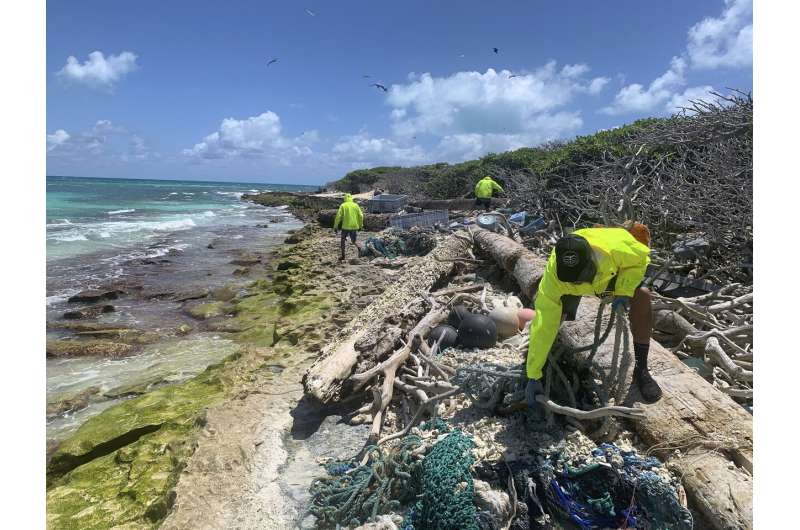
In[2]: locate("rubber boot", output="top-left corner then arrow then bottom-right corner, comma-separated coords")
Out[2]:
633,343 -> 662,403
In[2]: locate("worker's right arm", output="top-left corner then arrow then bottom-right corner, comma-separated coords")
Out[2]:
492,181 -> 504,194
526,266 -> 564,380
333,205 -> 343,230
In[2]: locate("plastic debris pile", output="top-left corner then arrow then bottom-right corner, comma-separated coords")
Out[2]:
502,440 -> 693,530
361,227 -> 439,260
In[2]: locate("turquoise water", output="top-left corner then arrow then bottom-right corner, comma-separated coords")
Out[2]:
47,176 -> 316,262
46,176 -> 315,440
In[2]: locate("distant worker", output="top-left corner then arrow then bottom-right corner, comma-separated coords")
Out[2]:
474,175 -> 503,211
333,193 -> 364,261
525,224 -> 662,412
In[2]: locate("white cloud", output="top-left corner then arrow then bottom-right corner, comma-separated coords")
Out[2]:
183,111 -> 316,163
46,120 -> 155,162
665,85 -> 715,113
601,57 -> 687,115
331,132 -> 428,168
47,130 -> 70,151
687,0 -> 752,69
385,63 -> 600,141
57,51 -> 139,89
588,77 -> 610,94
601,1 -> 750,116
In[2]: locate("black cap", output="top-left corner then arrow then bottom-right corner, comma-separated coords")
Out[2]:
555,234 -> 594,283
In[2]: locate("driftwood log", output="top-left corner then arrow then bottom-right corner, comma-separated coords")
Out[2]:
472,228 -> 753,530
409,197 -> 510,210
303,234 -> 471,403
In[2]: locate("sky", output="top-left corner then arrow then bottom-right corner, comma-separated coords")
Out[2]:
46,0 -> 753,185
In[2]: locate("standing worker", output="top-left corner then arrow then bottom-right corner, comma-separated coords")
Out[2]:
525,223 -> 662,411
333,193 -> 364,261
474,175 -> 503,211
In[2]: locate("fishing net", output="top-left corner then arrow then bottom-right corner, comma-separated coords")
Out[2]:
499,442 -> 692,530
309,419 -> 480,530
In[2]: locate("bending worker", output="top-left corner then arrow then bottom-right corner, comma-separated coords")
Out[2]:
474,175 -> 503,211
525,224 -> 662,410
333,193 -> 364,261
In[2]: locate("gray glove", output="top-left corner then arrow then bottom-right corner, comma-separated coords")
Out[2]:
526,379 -> 543,409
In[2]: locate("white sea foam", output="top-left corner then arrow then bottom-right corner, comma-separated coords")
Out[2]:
202,211 -> 216,217
107,209 -> 136,215
50,232 -> 89,242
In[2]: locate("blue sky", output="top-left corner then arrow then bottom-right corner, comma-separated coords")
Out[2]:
46,0 -> 752,184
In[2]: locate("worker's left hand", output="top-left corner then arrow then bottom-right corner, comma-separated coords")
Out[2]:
612,296 -> 630,312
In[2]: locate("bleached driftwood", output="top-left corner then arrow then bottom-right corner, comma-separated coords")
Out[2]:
303,234 -> 471,403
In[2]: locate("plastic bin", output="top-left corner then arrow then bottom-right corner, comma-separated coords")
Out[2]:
366,194 -> 407,213
389,210 -> 449,230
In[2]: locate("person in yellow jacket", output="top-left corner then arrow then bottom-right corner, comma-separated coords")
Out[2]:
333,193 -> 364,261
525,225 -> 662,409
474,175 -> 503,211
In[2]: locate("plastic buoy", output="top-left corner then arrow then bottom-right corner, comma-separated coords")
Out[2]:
458,313 -> 498,349
428,324 -> 458,350
517,308 -> 535,330
447,305 -> 472,329
488,305 -> 520,338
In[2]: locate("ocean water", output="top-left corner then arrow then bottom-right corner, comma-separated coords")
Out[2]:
46,176 -> 315,441
46,176 -> 315,304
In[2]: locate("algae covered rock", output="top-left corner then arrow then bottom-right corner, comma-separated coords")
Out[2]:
62,304 -> 115,320
183,301 -> 232,320
47,386 -> 101,418
46,339 -> 135,358
46,364 -> 229,529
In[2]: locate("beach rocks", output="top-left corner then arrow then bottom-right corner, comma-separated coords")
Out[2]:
47,386 -> 101,418
277,260 -> 300,271
230,254 -> 261,266
67,289 -> 122,304
62,304 -> 115,320
284,234 -> 302,244
172,288 -> 210,302
46,339 -> 135,358
232,267 -> 250,276
184,301 -> 232,320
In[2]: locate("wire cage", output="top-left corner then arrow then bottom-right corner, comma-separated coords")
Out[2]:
366,194 -> 407,213
389,210 -> 449,230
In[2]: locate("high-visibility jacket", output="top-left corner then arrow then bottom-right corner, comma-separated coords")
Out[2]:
333,194 -> 364,231
474,176 -> 503,199
526,227 -> 650,380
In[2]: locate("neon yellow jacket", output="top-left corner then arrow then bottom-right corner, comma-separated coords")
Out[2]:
474,176 -> 503,199
526,227 -> 650,380
333,194 -> 364,231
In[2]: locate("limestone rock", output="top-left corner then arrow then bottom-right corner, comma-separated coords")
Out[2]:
46,339 -> 135,358
62,304 -> 115,320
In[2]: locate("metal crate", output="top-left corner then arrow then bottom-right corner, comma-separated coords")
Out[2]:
389,210 -> 449,230
366,194 -> 407,213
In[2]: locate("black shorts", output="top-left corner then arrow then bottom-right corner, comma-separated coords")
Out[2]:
340,230 -> 357,243
474,197 -> 492,209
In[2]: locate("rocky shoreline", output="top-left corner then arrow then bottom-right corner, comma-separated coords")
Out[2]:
46,221 -> 398,529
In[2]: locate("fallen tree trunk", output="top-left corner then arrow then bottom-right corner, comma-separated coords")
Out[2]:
303,234 -> 471,403
409,197 -> 510,210
473,228 -> 753,530
317,209 -> 391,231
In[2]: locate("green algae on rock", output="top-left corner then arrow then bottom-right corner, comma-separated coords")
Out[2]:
46,224 -> 343,529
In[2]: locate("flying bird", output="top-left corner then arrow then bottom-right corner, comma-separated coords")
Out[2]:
267,58 -> 278,67
371,83 -> 388,92
493,47 -> 499,54
362,74 -> 371,78
508,74 -> 520,79
305,8 -> 316,16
